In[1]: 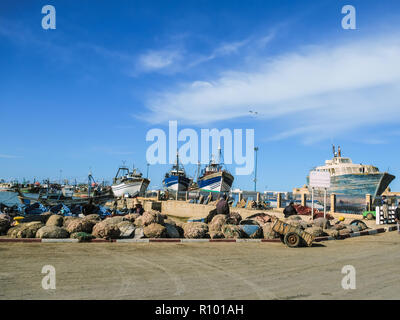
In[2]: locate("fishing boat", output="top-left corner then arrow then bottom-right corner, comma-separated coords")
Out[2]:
0,182 -> 14,192
111,165 -> 150,197
16,188 -> 113,207
162,152 -> 192,192
62,185 -> 75,198
308,145 -> 395,199
197,148 -> 234,193
16,173 -> 113,206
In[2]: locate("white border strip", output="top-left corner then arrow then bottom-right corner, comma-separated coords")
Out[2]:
41,239 -> 79,243
116,239 -> 150,243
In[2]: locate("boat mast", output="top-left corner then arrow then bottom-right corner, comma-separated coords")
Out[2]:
176,150 -> 179,171
196,160 -> 201,182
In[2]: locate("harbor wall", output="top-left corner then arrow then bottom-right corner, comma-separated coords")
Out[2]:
106,198 -> 363,220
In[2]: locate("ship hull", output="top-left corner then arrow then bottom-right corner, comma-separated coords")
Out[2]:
111,179 -> 150,197
163,175 -> 191,192
198,172 -> 234,193
308,172 -> 395,198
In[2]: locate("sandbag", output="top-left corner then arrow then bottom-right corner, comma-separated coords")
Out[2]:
66,219 -> 95,234
222,224 -> 245,239
104,216 -> 125,225
36,226 -> 69,239
261,223 -> 279,240
312,218 -> 331,229
144,223 -> 167,238
174,222 -> 185,238
323,229 -> 340,238
226,212 -> 242,225
209,214 -> 227,232
288,215 -> 303,221
133,227 -> 145,239
134,211 -> 164,227
183,222 -> 209,239
165,223 -> 180,238
209,231 -> 225,239
304,226 -> 324,237
63,216 -> 80,228
40,211 -> 53,223
92,221 -> 120,239
7,221 -> 44,238
339,228 -> 352,236
249,213 -> 272,225
163,218 -> 176,226
331,223 -> 346,231
46,215 -> 64,227
117,221 -> 136,238
124,213 -> 140,223
82,214 -> 101,223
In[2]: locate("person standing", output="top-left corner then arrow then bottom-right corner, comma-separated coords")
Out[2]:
132,198 -> 144,215
395,202 -> 400,234
382,196 -> 389,224
112,198 -> 118,214
205,194 -> 230,223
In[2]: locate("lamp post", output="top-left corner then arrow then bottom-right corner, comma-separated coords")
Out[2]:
254,147 -> 258,191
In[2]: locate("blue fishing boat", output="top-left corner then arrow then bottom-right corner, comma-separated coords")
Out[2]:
163,152 -> 191,192
197,148 -> 234,193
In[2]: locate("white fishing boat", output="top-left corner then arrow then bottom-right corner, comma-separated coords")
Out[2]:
62,185 -> 75,198
111,165 -> 150,197
197,147 -> 234,193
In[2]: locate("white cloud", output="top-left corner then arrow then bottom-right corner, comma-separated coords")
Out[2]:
191,81 -> 213,88
142,34 -> 400,142
188,39 -> 251,67
138,49 -> 181,71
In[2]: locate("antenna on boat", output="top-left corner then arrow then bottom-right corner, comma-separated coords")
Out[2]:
338,146 -> 342,157
332,144 -> 336,157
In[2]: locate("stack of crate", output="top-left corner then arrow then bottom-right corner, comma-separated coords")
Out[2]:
376,206 -> 396,225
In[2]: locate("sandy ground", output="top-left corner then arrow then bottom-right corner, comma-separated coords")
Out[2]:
0,231 -> 399,300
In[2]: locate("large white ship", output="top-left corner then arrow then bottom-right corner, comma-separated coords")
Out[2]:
111,166 -> 150,198
308,146 -> 395,199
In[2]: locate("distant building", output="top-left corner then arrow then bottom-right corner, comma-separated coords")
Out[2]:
293,185 -> 310,196
382,187 -> 400,197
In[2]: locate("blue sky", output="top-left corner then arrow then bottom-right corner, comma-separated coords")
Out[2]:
1,0 -> 400,191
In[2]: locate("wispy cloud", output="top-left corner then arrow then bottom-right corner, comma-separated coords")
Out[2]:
0,154 -> 21,159
188,39 -> 250,67
141,33 -> 400,143
137,49 -> 182,72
